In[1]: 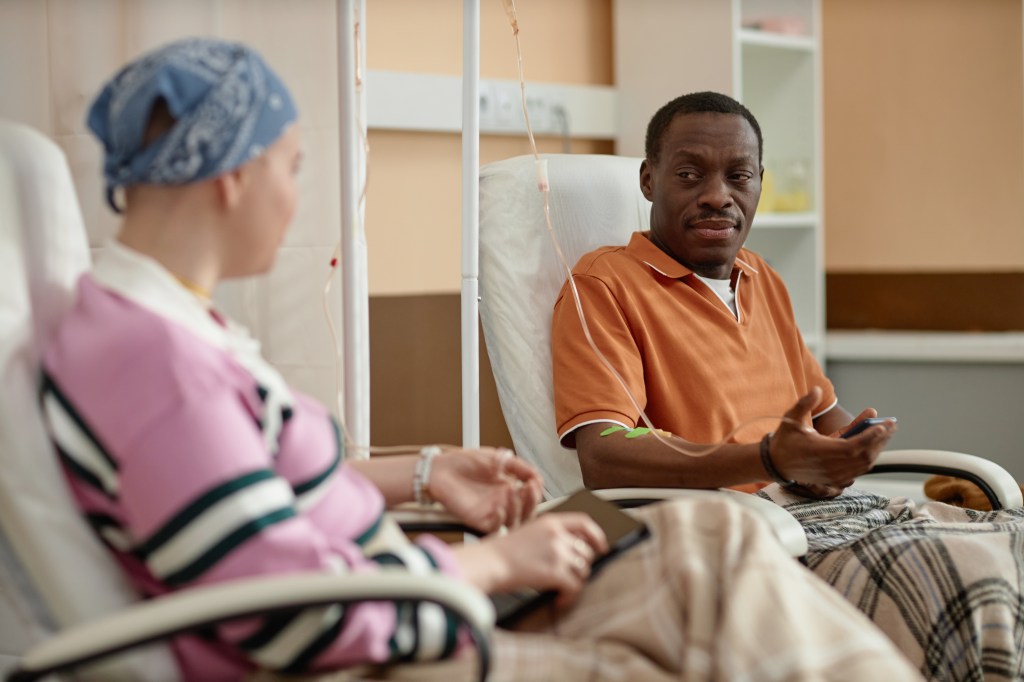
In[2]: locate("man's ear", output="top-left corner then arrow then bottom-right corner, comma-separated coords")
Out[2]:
214,167 -> 247,211
639,159 -> 654,200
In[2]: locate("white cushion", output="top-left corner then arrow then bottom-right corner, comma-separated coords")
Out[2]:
478,154 -> 650,497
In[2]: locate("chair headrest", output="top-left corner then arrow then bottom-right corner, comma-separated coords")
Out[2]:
478,154 -> 650,497
0,120 -> 180,678
0,119 -> 124,623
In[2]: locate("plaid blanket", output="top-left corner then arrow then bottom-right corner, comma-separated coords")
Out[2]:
759,485 -> 1024,682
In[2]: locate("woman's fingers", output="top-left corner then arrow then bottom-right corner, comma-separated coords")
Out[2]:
491,448 -> 542,526
569,536 -> 596,576
506,483 -> 523,529
553,512 -> 609,557
550,530 -> 594,605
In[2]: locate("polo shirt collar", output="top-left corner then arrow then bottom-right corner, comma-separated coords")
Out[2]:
626,231 -> 759,280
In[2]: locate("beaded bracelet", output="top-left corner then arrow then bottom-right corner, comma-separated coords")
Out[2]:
414,445 -> 441,505
759,432 -> 796,487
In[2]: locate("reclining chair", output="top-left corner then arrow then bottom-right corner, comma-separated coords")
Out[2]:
477,153 -> 1022,526
0,120 -> 494,681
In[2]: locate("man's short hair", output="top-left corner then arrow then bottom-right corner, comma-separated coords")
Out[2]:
644,91 -> 763,164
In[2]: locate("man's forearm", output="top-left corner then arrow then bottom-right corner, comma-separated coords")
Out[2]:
575,425 -> 768,490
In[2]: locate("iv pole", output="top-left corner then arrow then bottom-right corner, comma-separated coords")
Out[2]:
461,0 -> 481,448
337,0 -> 370,455
337,0 -> 480,452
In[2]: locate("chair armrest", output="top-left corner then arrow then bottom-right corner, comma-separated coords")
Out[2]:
388,504 -> 483,536
538,488 -> 808,558
702,489 -> 809,558
9,572 -> 495,682
869,449 -> 1023,510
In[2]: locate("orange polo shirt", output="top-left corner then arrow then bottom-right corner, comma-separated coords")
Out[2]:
552,231 -> 836,449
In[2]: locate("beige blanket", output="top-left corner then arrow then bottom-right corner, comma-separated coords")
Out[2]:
255,497 -> 920,681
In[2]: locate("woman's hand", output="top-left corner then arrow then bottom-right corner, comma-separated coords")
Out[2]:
452,512 -> 608,607
428,448 -> 544,533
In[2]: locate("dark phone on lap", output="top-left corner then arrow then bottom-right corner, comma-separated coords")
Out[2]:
490,489 -> 650,628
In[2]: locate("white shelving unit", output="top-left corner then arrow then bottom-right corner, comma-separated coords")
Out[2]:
614,0 -> 825,360
733,0 -> 824,359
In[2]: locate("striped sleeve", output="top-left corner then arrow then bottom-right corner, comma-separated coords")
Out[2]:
370,543 -> 462,663
41,373 -> 120,499
132,469 -> 297,587
43,372 -> 465,673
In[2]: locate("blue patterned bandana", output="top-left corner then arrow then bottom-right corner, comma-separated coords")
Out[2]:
87,38 -> 298,212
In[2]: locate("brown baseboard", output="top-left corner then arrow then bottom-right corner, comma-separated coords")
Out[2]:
826,272 -> 1024,331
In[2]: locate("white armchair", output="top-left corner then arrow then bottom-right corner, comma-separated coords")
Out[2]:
0,121 -> 494,681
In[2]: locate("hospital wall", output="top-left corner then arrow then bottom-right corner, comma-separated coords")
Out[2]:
820,0 -> 1024,478
1,0 -> 1021,466
822,0 -> 1024,330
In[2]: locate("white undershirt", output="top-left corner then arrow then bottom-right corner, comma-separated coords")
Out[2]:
694,273 -> 738,319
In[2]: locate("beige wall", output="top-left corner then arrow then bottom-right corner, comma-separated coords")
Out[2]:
822,0 -> 1024,273
365,0 -> 613,295
368,0 -> 612,83
366,133 -> 611,295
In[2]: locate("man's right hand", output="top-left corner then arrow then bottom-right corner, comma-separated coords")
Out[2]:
769,387 -> 897,491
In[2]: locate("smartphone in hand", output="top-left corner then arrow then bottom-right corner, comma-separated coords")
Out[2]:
842,417 -> 896,439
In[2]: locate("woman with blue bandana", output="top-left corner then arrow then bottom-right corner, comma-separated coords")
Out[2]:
40,37 -> 920,681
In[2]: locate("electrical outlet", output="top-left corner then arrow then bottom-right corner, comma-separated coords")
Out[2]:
478,81 -> 496,127
494,85 -> 519,127
479,80 -> 566,135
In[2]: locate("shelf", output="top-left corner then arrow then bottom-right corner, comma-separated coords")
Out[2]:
738,28 -> 816,51
826,331 -> 1024,364
751,212 -> 817,229
803,331 -> 823,354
